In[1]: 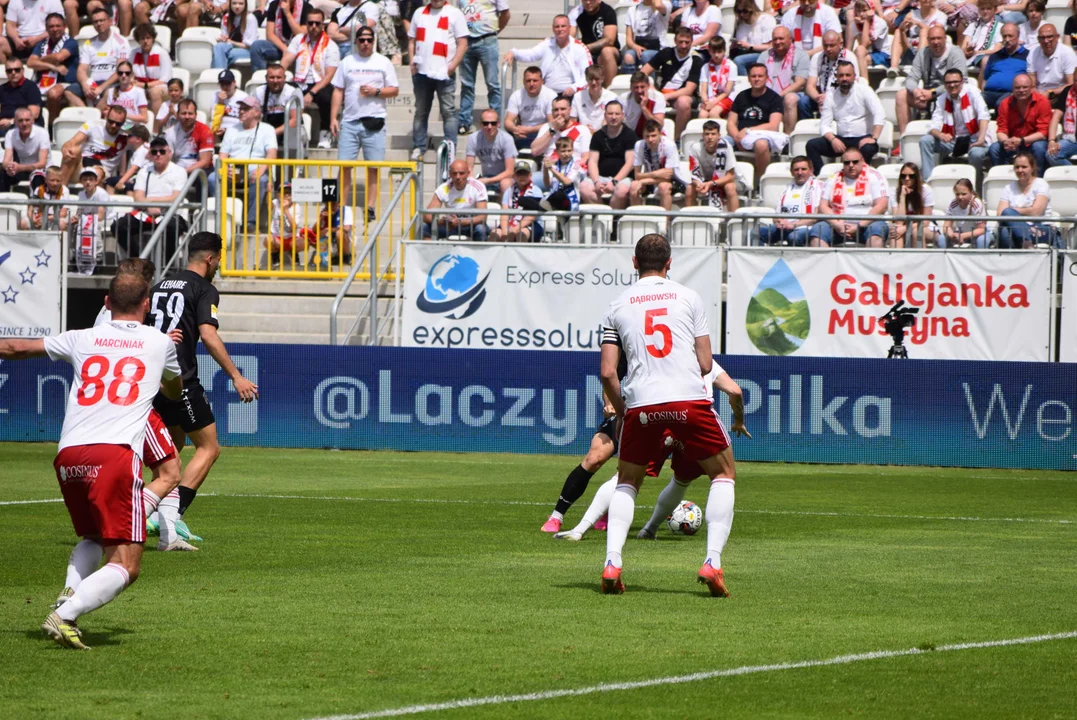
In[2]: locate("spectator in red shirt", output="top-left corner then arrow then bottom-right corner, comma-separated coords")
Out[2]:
988,73 -> 1050,173
165,99 -> 215,196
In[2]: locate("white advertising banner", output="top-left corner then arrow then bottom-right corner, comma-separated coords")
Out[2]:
401,243 -> 722,350
726,249 -> 1053,361
0,232 -> 62,339
1061,252 -> 1077,363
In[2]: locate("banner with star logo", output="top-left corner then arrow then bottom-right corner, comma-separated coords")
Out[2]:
0,232 -> 62,339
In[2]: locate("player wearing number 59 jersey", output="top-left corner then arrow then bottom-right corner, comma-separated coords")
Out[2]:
598,233 -> 745,597
0,273 -> 183,650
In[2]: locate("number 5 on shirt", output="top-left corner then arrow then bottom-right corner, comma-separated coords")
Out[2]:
644,308 -> 672,358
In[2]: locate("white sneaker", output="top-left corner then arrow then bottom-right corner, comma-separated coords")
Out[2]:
158,539 -> 200,552
410,148 -> 424,162
318,130 -> 332,149
552,529 -> 584,541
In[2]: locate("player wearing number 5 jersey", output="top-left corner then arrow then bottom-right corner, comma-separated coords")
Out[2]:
598,233 -> 744,597
146,232 -> 258,535
0,274 -> 183,650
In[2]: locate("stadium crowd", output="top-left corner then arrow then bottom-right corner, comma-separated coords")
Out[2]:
0,0 -> 1073,251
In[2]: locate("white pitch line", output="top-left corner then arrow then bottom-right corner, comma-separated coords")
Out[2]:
304,630 -> 1077,720
0,498 -> 63,506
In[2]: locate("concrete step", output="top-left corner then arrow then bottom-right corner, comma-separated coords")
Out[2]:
218,294 -> 368,315
218,330 -> 333,345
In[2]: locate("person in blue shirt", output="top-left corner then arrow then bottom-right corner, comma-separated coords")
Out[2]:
28,13 -> 79,125
981,22 -> 1029,108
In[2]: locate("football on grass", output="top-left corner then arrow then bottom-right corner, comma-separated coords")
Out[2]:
666,500 -> 703,536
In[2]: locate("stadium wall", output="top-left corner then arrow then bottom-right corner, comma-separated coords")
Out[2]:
2,346 -> 1074,470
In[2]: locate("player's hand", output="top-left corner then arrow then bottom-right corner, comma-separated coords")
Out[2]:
603,401 -> 616,418
233,376 -> 259,402
731,421 -> 751,438
168,328 -> 183,344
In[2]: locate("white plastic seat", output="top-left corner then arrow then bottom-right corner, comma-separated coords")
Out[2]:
679,118 -> 709,155
175,28 -> 217,76
608,74 -> 632,94
788,118 -> 820,158
245,69 -> 295,98
877,120 -> 895,151
578,203 -> 616,243
662,118 -> 675,139
877,163 -> 902,197
154,25 -> 172,52
53,108 -> 102,150
670,206 -> 722,246
193,68 -> 225,120
170,67 -> 191,93
1044,166 -> 1077,216
983,166 -> 1017,212
819,162 -> 843,180
0,192 -> 28,230
759,162 -> 793,210
619,205 -> 669,244
927,164 -> 977,210
76,25 -> 96,40
734,161 -> 754,194
726,207 -> 775,247
1046,0 -> 1071,29
876,76 -> 904,127
899,120 -> 932,168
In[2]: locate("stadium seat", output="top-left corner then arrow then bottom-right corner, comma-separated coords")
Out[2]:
983,165 -> 1017,212
719,0 -> 736,37
245,69 -> 294,97
1046,0 -> 1070,30
206,197 -> 244,239
619,206 -> 669,244
877,163 -> 902,197
662,118 -> 676,139
759,162 -> 792,209
670,206 -> 722,246
0,193 -> 26,230
53,107 -> 102,151
877,120 -> 895,151
193,69 -> 225,120
726,207 -> 774,246
154,24 -> 173,53
679,118 -> 708,155
819,162 -> 842,179
578,203 -> 616,243
1044,166 -> 1077,217
486,201 -> 501,233
614,1 -> 633,29
899,120 -> 932,168
788,119 -> 820,157
876,76 -> 904,126
927,164 -> 977,210
175,28 -> 218,75
734,161 -> 754,195
76,25 -> 96,40
608,74 -> 632,94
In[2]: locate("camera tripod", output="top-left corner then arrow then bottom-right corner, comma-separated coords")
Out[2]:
887,340 -> 909,359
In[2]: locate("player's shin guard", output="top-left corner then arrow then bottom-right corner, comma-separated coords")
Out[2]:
642,475 -> 690,535
704,478 -> 735,569
158,489 -> 181,546
63,539 -> 103,594
177,486 -> 197,515
573,475 -> 618,534
554,464 -> 596,515
56,563 -> 130,622
605,484 -> 637,569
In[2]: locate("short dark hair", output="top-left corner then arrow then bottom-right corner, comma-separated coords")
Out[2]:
836,60 -> 856,72
643,119 -> 662,135
790,155 -> 811,170
524,66 -> 542,77
702,120 -> 721,132
45,11 -> 65,24
675,27 -> 694,40
167,77 -> 184,91
605,99 -> 623,111
747,63 -> 768,75
635,234 -> 671,274
108,273 -> 149,314
90,7 -> 109,18
117,258 -> 156,284
944,68 -> 964,80
133,22 -> 156,40
708,35 -> 726,53
178,98 -> 198,112
149,135 -> 169,149
129,124 -> 151,142
630,71 -> 650,85
188,231 -> 223,259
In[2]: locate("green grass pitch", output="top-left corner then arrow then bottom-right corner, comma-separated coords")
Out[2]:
1,442 -> 1076,719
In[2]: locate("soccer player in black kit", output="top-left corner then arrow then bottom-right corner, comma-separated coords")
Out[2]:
147,232 -> 258,538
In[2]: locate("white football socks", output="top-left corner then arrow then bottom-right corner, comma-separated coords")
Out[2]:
63,539 -> 103,592
604,484 -> 637,569
704,478 -> 736,569
56,562 -> 130,622
642,475 -> 689,534
572,475 -> 618,534
142,488 -> 161,516
158,489 -> 181,546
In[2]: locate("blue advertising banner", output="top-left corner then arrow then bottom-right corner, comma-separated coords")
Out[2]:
1,345 -> 1074,470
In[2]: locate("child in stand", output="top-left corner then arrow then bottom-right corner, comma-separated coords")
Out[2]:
698,36 -> 737,119
109,125 -> 152,194
74,168 -> 110,272
267,182 -> 301,258
540,137 -> 586,211
22,166 -> 71,231
942,178 -> 988,247
494,162 -> 544,242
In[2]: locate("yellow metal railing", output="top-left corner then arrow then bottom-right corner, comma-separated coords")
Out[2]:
218,158 -> 417,280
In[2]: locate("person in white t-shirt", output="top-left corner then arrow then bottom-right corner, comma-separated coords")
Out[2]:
0,273 -> 182,651
1,107 -> 49,192
212,0 -> 260,69
422,159 -> 489,240
597,234 -> 745,597
571,65 -> 618,132
530,95 -> 593,166
210,69 -> 250,140
622,0 -> 668,72
810,147 -> 889,246
4,0 -> 63,60
629,119 -> 684,210
212,96 -> 279,228
114,137 -> 189,257
59,104 -> 129,184
996,149 -> 1057,247
679,0 -> 723,51
153,78 -> 186,134
98,60 -> 149,124
131,23 -> 173,114
504,15 -> 592,98
758,155 -> 820,245
66,8 -> 128,108
504,66 -> 558,150
888,0 -> 946,70
1027,23 -> 1076,96
282,8 -> 341,148
407,0 -> 468,160
22,164 -> 71,230
781,0 -> 841,57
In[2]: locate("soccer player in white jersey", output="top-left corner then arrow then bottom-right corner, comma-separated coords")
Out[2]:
0,273 -> 182,649
598,234 -> 741,596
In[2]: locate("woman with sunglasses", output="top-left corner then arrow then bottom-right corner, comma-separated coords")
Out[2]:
100,61 -> 149,125
213,0 -> 259,68
731,0 -> 775,74
889,162 -> 938,248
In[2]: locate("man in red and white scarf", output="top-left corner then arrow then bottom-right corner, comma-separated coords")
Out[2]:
780,0 -> 840,57
1046,81 -> 1077,167
922,68 -> 990,181
798,30 -> 858,121
764,27 -> 809,134
531,95 -> 592,165
408,0 -> 469,160
810,148 -> 889,247
282,8 -> 340,149
618,70 -> 667,136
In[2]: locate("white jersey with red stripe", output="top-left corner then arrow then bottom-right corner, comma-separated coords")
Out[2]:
601,275 -> 711,409
43,320 -> 181,458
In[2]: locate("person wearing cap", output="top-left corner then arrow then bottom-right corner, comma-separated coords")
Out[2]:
465,108 -> 517,196
113,136 -> 189,259
281,7 -> 340,149
211,95 -> 278,229
211,69 -> 251,141
492,161 -> 543,242
330,24 -> 398,223
252,63 -> 304,155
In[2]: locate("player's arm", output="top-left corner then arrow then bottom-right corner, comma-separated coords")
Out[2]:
601,391 -> 615,418
599,341 -> 624,416
198,323 -> 259,402
160,373 -> 183,400
0,338 -> 47,359
694,335 -> 713,376
713,372 -> 751,438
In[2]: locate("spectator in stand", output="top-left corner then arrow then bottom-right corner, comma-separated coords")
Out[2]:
505,15 -> 591,99
698,36 -> 737,119
731,0 -> 775,74
165,99 -> 215,181
505,66 -> 557,150
889,162 -> 938,247
782,0 -> 840,58
620,70 -> 667,136
1027,24 -> 1076,98
989,73 -> 1050,171
888,0 -> 946,72
114,137 -> 188,258
378,0 -> 412,64
960,0 -> 1003,67
895,25 -> 967,136
253,63 -> 303,153
680,0 -> 723,56
422,159 -> 488,239
213,96 -> 278,228
4,0 -> 59,61
570,0 -> 620,87
1,107 -> 48,192
213,0 -> 259,69
407,0 -> 468,160
999,0 -> 1029,24
131,24 -> 171,115
981,22 -> 1028,108
629,118 -> 684,210
941,179 -> 988,247
1047,80 -> 1077,166
531,95 -> 592,167
330,25 -> 397,219
328,0 -> 379,58
59,105 -> 128,184
806,60 -> 882,174
763,27 -> 808,133
996,150 -> 1056,247
580,100 -> 635,208
758,155 -> 819,245
493,162 -> 543,242
622,0 -> 668,73
282,8 -> 340,148
1019,0 -> 1046,51
876,0 -> 913,33
251,0 -> 313,70
797,29 -> 857,122
541,136 -> 586,210
850,0 -> 889,76
0,58 -> 42,127
99,60 -> 148,125
210,69 -> 250,141
29,13 -> 77,123
919,68 -> 990,181
685,119 -> 739,209
729,63 -> 788,181
1065,0 -> 1077,46
66,8 -> 128,109
810,148 -> 889,247
643,27 -> 702,140
110,123 -> 150,193
466,109 -> 517,195
572,65 -> 618,132
22,166 -> 69,230
154,78 -> 186,134
454,0 -> 509,135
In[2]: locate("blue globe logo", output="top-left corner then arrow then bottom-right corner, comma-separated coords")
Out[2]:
416,253 -> 490,319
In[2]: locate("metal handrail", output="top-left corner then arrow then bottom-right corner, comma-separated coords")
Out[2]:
329,171 -> 418,345
343,211 -> 421,346
281,92 -> 306,161
499,59 -> 516,118
138,168 -> 210,270
435,139 -> 455,183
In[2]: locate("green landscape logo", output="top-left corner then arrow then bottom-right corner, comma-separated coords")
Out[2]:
746,259 -> 810,355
